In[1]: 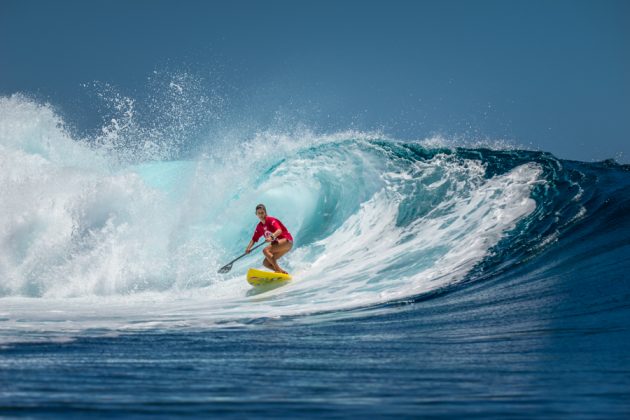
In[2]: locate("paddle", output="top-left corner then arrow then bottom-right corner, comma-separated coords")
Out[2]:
217,242 -> 266,273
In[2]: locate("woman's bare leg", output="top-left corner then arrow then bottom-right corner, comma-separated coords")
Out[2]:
262,239 -> 293,273
262,259 -> 274,270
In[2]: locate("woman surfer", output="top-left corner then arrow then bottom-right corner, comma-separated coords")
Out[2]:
245,204 -> 293,274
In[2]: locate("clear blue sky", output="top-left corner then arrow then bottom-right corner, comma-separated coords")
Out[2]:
1,0 -> 628,162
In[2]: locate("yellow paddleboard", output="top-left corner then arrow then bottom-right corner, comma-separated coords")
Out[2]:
246,268 -> 292,286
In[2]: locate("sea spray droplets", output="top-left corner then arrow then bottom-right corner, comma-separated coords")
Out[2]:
84,71 -> 226,163
146,70 -> 226,156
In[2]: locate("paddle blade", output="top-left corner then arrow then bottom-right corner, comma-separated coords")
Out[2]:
218,263 -> 233,274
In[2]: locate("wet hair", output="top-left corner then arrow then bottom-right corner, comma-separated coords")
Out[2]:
255,204 -> 267,213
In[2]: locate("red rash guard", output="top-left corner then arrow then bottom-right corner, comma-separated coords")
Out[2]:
252,216 -> 293,243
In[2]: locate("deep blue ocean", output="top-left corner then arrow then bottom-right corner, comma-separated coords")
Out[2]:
1,93 -> 629,418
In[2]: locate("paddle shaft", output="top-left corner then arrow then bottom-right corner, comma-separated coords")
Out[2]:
218,241 -> 266,273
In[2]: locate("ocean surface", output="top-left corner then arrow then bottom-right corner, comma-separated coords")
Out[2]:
1,94 -> 629,417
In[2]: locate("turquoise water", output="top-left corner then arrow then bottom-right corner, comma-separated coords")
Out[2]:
1,95 -> 629,417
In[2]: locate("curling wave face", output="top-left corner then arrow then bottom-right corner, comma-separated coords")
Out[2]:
3,94 -> 624,342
